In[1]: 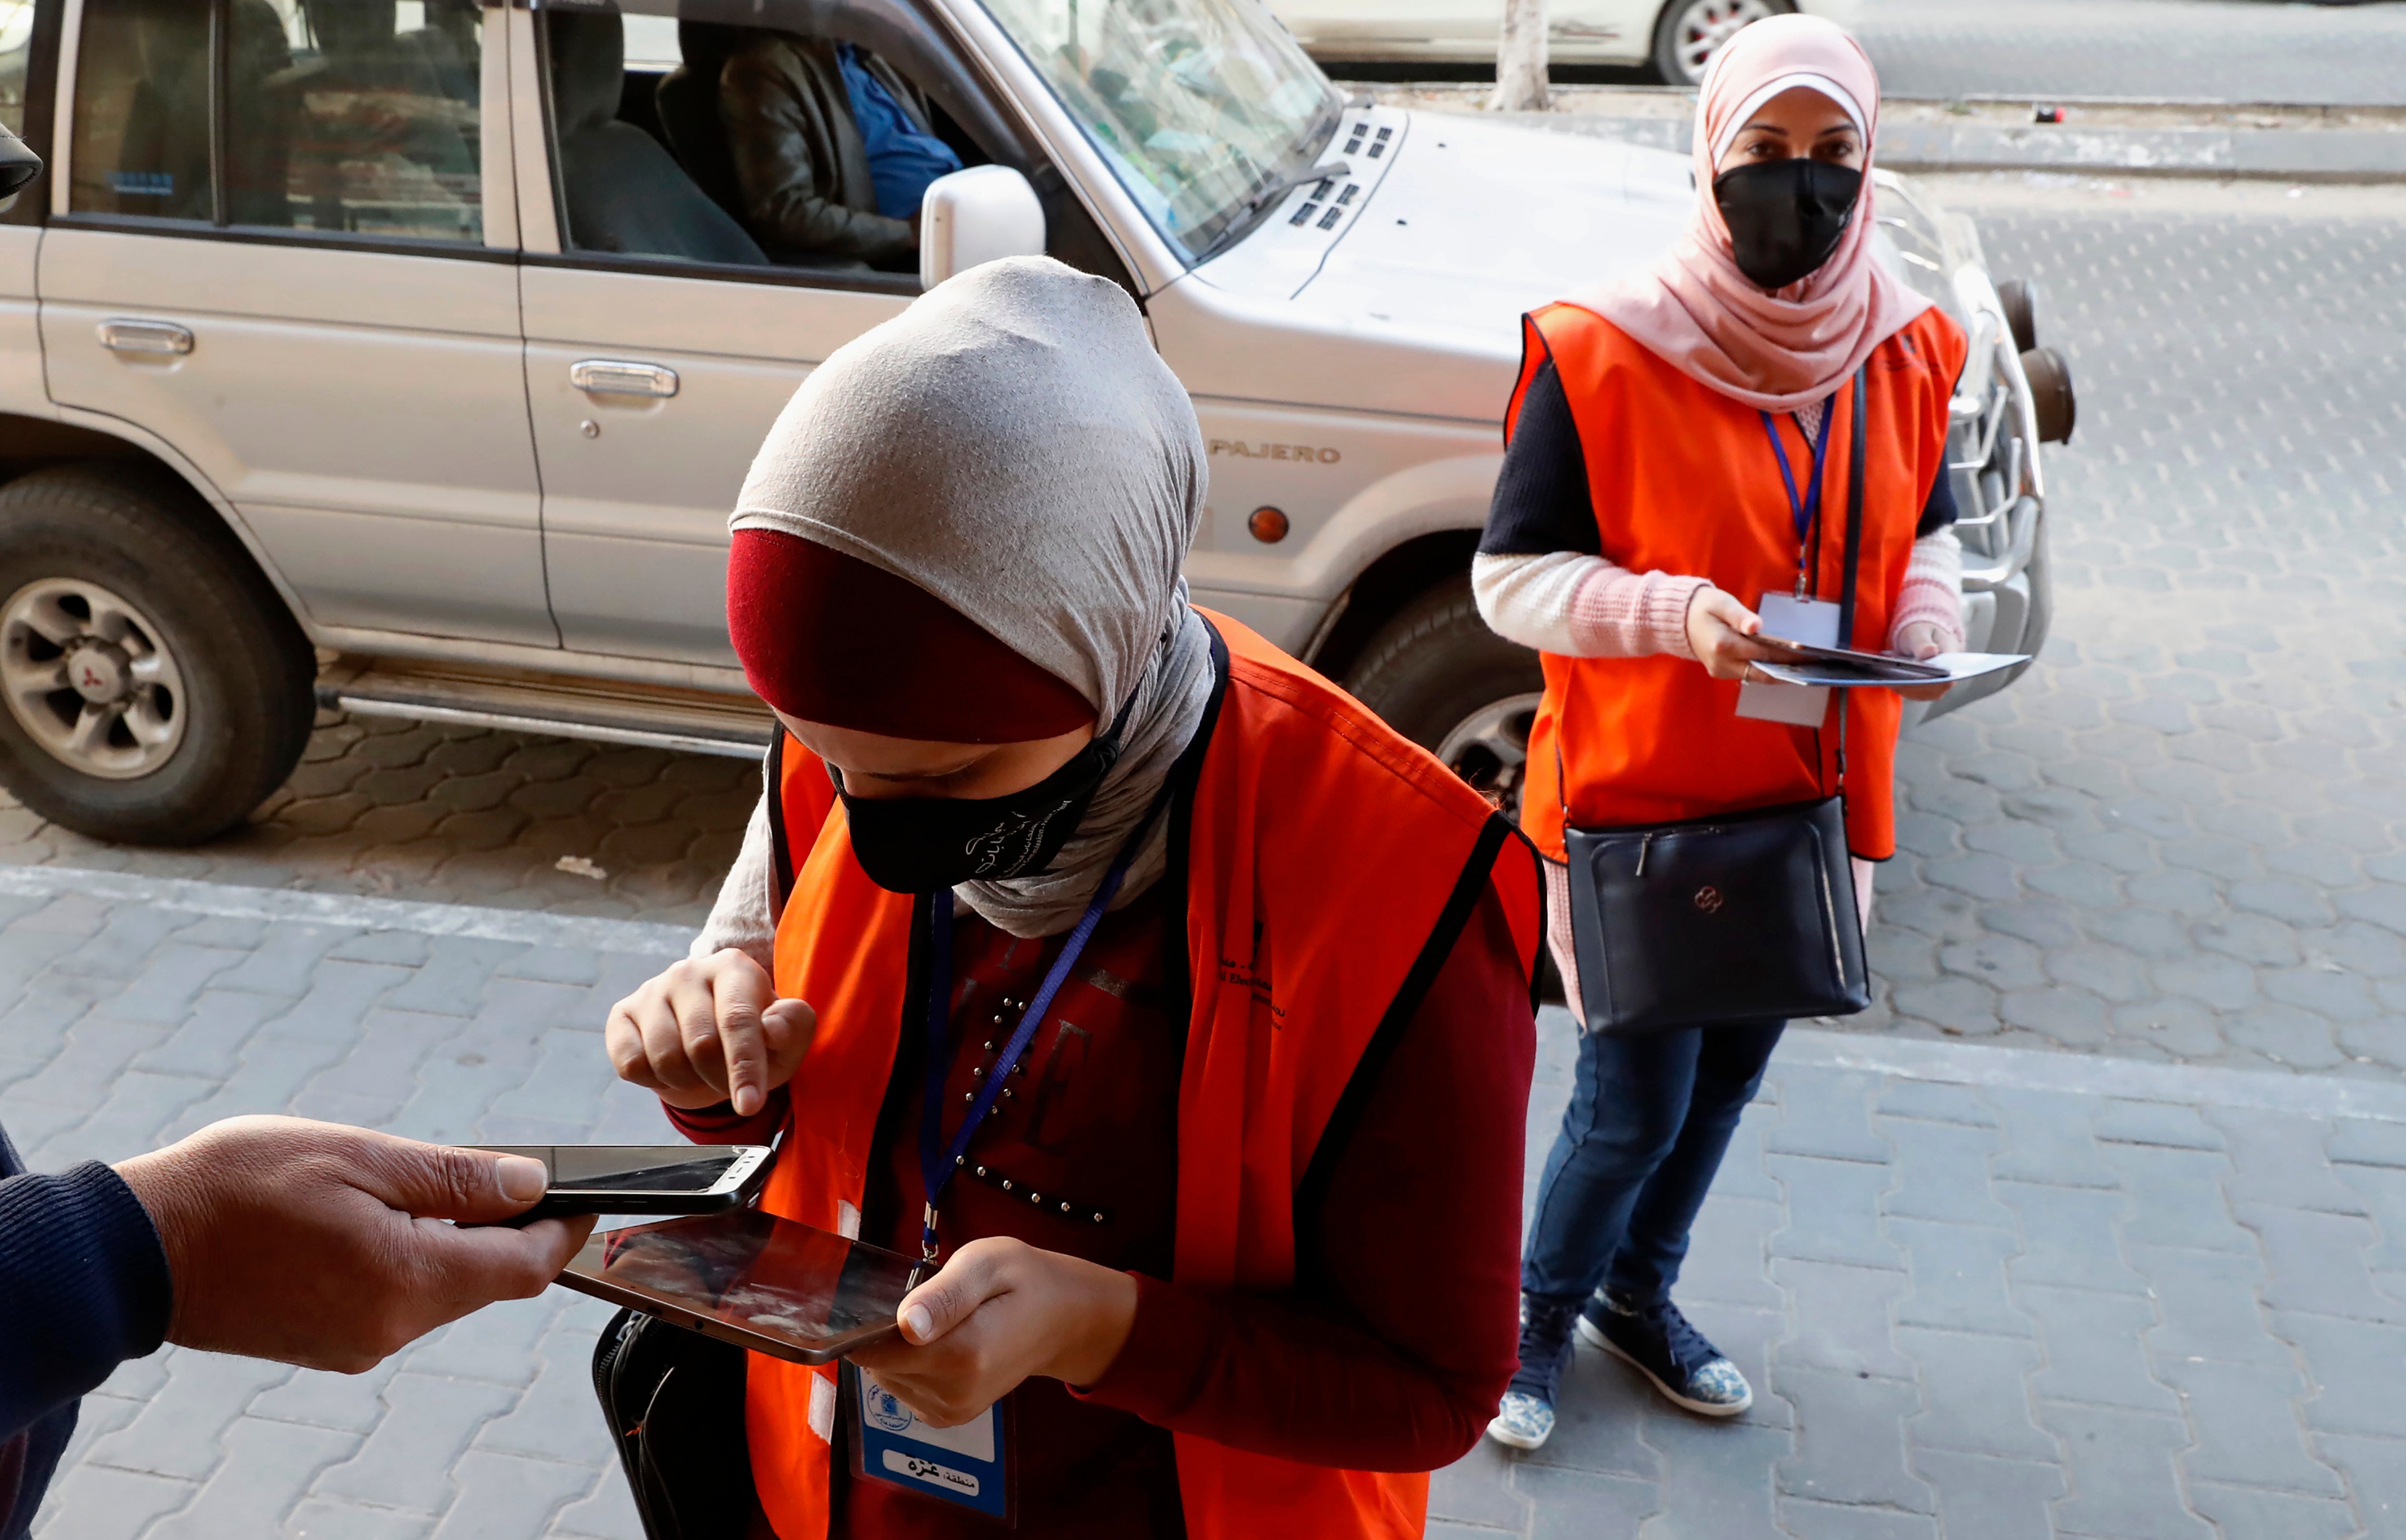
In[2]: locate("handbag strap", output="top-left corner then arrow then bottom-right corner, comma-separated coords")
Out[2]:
1827,364 -> 1869,794
1834,365 -> 1870,656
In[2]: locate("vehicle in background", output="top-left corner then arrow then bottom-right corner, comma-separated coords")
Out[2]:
0,0 -> 2058,845
1269,0 -> 1839,85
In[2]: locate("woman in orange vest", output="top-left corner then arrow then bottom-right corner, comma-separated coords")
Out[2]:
1474,17 -> 1966,1447
604,257 -> 1543,1540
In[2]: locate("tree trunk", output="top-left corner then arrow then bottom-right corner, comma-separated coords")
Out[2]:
1491,0 -> 1549,112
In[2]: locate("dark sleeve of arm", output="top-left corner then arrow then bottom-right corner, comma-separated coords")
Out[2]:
721,51 -> 913,265
663,1085 -> 792,1148
1073,883 -> 1535,1470
1915,355 -> 1965,538
0,1164 -> 172,1440
1915,448 -> 1959,537
1479,357 -> 1600,558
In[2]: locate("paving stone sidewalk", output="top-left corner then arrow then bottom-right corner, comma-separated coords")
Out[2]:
7,866 -> 2402,1540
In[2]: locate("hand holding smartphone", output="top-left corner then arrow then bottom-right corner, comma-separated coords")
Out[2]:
463,1144 -> 772,1220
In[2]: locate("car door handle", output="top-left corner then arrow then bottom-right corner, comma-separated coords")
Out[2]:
570,359 -> 679,398
97,319 -> 195,356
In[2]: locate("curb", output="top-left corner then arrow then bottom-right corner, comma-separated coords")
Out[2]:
1468,110 -> 2406,182
0,860 -> 694,956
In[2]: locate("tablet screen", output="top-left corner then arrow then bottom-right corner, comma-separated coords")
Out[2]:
563,1210 -> 924,1362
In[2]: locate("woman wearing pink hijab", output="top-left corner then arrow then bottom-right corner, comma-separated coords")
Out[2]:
1476,16 -> 1967,1447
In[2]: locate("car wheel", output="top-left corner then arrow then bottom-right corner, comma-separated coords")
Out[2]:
1341,576 -> 1543,823
0,464 -> 314,845
1650,0 -> 1795,87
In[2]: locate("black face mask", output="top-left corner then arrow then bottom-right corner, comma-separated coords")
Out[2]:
836,733 -> 1122,894
1712,158 -> 1863,292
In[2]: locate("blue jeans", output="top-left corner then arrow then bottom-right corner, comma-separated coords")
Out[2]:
1521,1019 -> 1785,1306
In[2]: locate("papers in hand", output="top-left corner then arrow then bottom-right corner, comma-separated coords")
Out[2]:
1750,651 -> 2030,690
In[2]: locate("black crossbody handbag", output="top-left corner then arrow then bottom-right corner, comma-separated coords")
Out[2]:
1560,368 -> 1873,1036
591,1306 -> 756,1540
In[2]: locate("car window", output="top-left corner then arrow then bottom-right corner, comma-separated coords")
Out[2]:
229,0 -> 484,239
982,0 -> 1340,261
68,0 -> 484,244
68,0 -> 213,219
540,6 -> 988,286
0,0 -> 36,137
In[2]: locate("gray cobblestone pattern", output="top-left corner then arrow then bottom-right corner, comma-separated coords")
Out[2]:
0,711 -> 760,929
1845,203 -> 2406,1077
8,866 -> 2404,1538
5,872 -> 687,1540
1846,0 -> 2406,109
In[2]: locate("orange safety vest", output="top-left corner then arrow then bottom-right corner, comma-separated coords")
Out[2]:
1512,302 -> 1966,863
745,611 -> 1543,1540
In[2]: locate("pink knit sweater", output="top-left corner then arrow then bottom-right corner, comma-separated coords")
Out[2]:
1472,530 -> 1965,663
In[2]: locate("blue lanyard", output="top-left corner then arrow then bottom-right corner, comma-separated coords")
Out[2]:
915,845 -> 1137,1264
1758,399 -> 1837,593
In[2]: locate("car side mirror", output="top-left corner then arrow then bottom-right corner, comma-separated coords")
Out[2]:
0,127 -> 42,199
918,166 -> 1047,291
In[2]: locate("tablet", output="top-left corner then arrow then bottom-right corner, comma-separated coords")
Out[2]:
557,1209 -> 926,1365
1756,634 -> 1951,681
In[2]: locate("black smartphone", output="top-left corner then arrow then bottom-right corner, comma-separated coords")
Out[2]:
556,1208 -> 926,1365
468,1144 -> 773,1219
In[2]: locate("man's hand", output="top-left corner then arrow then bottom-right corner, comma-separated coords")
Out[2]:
1683,587 -> 1792,682
846,1237 -> 1137,1428
606,950 -> 816,1116
112,1117 -> 593,1375
1892,620 -> 1956,702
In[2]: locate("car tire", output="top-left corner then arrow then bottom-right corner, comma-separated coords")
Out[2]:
1341,575 -> 1543,819
1649,0 -> 1795,88
0,464 -> 314,845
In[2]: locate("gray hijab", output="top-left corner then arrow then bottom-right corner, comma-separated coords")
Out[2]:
731,256 -> 1217,937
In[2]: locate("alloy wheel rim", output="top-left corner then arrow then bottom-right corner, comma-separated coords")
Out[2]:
1672,0 -> 1777,84
0,577 -> 189,780
1436,692 -> 1541,821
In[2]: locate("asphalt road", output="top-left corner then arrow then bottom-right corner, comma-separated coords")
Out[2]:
1329,0 -> 2406,107
1844,0 -> 2406,106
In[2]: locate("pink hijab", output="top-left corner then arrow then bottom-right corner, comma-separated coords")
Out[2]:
1573,14 -> 1930,413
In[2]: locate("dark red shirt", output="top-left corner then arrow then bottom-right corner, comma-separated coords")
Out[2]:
675,876 -> 1532,1538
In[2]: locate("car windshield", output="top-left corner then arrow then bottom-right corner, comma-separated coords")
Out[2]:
979,0 -> 1341,263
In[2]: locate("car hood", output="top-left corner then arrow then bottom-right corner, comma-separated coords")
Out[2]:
1293,112 -> 1696,349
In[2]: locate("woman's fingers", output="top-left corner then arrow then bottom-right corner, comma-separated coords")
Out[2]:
758,997 -> 818,1098
605,954 -> 811,1112
898,1237 -> 1019,1345
706,956 -> 775,1116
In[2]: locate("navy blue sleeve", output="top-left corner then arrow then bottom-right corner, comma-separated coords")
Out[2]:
0,1137 -> 172,1442
1479,357 -> 1600,558
1916,457 -> 1958,538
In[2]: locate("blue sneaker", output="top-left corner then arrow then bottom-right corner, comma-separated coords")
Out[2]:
1486,1293 -> 1581,1450
1578,1290 -> 1752,1416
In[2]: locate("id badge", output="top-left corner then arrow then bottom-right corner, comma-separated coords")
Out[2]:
1737,593 -> 1840,726
846,1362 -> 1014,1525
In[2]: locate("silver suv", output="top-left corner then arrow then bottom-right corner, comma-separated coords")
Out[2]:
0,0 -> 2063,843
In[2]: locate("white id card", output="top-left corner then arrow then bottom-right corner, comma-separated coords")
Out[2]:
850,1363 -> 1012,1523
1736,593 -> 1840,727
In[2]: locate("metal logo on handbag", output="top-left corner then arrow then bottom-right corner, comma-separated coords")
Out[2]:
1558,368 -> 1875,1037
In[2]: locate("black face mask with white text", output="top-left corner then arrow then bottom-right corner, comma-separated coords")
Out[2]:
835,734 -> 1122,894
1712,158 -> 1863,292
